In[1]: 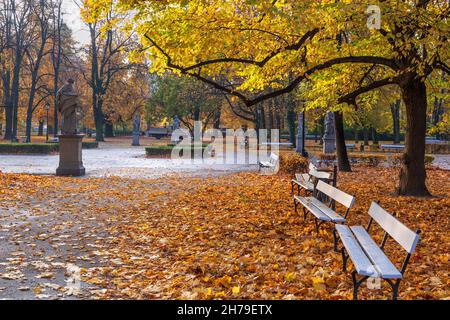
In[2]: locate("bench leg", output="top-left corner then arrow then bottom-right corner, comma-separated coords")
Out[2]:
314,219 -> 326,233
333,228 -> 339,252
291,181 -> 294,194
386,279 -> 401,300
341,248 -> 349,272
351,271 -> 369,300
294,199 -> 298,214
302,207 -> 308,220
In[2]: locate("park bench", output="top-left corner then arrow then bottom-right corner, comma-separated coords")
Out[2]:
260,142 -> 293,149
346,143 -> 356,150
334,202 -> 421,300
294,180 -> 355,232
291,163 -> 332,196
380,144 -> 405,152
291,163 -> 337,196
258,152 -> 279,174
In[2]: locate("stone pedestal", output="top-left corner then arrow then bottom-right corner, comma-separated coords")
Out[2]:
131,134 -> 140,146
56,134 -> 85,176
323,112 -> 336,154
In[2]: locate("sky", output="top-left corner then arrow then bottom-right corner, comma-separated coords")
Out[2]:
62,0 -> 89,46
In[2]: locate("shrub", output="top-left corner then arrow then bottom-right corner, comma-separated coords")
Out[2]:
317,152 -> 387,167
82,141 -> 99,149
390,154 -> 435,167
145,145 -> 207,158
0,143 -> 59,154
349,153 -> 387,167
279,153 -> 308,176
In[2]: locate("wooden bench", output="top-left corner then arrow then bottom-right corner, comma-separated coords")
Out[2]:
294,180 -> 355,232
334,202 -> 421,300
346,143 -> 356,150
380,144 -> 405,152
291,163 -> 337,196
258,152 -> 279,174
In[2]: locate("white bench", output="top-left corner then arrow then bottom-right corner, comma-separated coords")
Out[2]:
334,202 -> 421,300
291,163 -> 337,195
294,180 -> 355,232
291,163 -> 332,196
380,144 -> 405,152
258,153 -> 279,174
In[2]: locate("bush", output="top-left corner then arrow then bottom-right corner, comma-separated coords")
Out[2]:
0,143 -> 59,154
145,145 -> 207,158
279,153 -> 308,176
82,141 -> 99,149
316,152 -> 387,167
390,154 -> 435,167
349,153 -> 387,167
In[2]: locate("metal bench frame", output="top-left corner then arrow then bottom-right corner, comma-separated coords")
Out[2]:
335,202 -> 421,300
291,163 -> 337,196
294,180 -> 355,233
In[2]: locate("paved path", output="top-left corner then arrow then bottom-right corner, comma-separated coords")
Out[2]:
0,143 -> 258,178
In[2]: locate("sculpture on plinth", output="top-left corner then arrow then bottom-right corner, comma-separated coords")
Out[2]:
57,79 -> 80,135
56,79 -> 85,176
323,112 -> 336,154
131,113 -> 141,146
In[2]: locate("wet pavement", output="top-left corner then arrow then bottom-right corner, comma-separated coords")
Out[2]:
0,143 -> 258,178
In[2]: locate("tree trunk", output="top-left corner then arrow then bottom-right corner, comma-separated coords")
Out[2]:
213,108 -> 221,129
363,128 -> 369,146
334,111 -> 351,172
397,79 -> 430,196
94,98 -> 105,142
371,127 -> 379,145
286,95 -> 296,148
104,121 -> 114,137
354,128 -> 359,144
38,121 -> 44,136
390,99 -> 401,144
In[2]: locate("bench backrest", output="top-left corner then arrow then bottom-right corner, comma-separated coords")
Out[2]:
368,202 -> 420,254
270,153 -> 279,164
309,169 -> 331,180
316,180 -> 355,208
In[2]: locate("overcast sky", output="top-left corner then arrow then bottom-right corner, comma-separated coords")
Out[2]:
62,0 -> 89,46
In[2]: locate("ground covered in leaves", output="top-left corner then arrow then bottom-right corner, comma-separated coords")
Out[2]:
0,167 -> 449,300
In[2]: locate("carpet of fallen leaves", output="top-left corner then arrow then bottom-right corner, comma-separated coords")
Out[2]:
0,166 -> 449,300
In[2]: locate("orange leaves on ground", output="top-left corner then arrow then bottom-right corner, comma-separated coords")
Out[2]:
0,167 -> 449,300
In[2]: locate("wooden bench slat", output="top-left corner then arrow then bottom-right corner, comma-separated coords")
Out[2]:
316,180 -> 355,208
368,202 -> 420,254
350,226 -> 403,279
294,196 -> 331,221
335,225 -> 378,277
309,198 -> 346,223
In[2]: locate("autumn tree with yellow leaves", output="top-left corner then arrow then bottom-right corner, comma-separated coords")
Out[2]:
82,0 -> 449,196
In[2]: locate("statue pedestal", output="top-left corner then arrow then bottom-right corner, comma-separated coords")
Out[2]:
56,134 -> 85,176
131,134 -> 140,146
323,138 -> 336,154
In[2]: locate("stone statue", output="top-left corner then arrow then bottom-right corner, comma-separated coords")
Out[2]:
57,79 -> 80,134
323,112 -> 336,154
173,115 -> 181,130
131,113 -> 141,146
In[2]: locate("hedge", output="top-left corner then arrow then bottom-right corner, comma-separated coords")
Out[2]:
0,143 -> 59,154
0,141 -> 98,154
146,145 -> 207,157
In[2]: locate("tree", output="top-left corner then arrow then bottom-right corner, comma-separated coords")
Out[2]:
146,74 -> 222,136
24,0 -> 52,142
80,3 -> 137,141
86,0 -> 449,196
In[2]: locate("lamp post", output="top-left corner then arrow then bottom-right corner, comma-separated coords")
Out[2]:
44,102 -> 50,142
